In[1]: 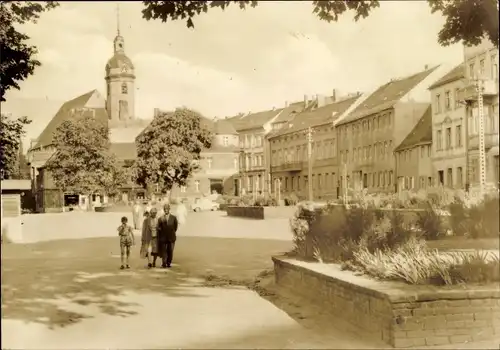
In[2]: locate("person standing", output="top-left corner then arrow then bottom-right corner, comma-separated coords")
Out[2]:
140,208 -> 160,268
132,200 -> 143,230
117,216 -> 135,269
176,198 -> 188,230
156,203 -> 178,268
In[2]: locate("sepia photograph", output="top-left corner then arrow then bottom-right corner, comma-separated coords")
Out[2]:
1,0 -> 499,349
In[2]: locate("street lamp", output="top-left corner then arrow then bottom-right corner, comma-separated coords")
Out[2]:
304,127 -> 314,202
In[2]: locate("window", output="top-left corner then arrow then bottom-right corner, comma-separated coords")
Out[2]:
121,83 -> 127,94
435,94 -> 441,113
447,168 -> 453,187
445,128 -> 451,149
436,130 -> 442,150
479,59 -> 485,76
469,63 -> 475,79
420,145 -> 425,158
223,136 -> 229,146
180,186 -> 186,193
194,180 -> 200,192
207,157 -> 212,169
454,88 -> 461,108
492,55 -> 498,80
457,167 -> 463,187
427,145 -> 431,157
456,125 -> 462,147
445,90 -> 451,110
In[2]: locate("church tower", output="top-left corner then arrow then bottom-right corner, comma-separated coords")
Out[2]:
105,4 -> 135,125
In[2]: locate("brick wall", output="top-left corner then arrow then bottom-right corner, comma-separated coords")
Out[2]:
392,297 -> 500,348
273,257 -> 500,348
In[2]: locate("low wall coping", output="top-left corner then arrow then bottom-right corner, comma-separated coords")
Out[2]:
272,256 -> 500,303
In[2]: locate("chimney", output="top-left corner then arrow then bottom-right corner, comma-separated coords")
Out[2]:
316,94 -> 326,108
284,101 -> 288,108
304,94 -> 308,106
332,89 -> 337,102
154,108 -> 160,118
424,64 -> 429,70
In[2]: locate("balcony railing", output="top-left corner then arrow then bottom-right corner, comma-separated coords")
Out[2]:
271,161 -> 303,172
459,79 -> 498,102
468,133 -> 499,150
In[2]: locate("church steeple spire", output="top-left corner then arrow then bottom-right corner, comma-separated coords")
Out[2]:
113,3 -> 125,54
116,2 -> 120,36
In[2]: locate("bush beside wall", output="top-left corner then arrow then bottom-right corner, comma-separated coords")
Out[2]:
273,256 -> 500,348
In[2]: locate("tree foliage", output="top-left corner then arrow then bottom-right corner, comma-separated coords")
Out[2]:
0,1 -> 59,102
45,113 -> 127,200
142,0 -> 499,47
134,107 -> 213,194
0,113 -> 31,179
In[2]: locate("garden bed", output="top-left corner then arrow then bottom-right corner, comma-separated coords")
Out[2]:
273,256 -> 500,348
226,205 -> 296,220
226,206 -> 264,219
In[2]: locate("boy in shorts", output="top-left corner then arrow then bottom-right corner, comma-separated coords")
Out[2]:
117,216 -> 135,269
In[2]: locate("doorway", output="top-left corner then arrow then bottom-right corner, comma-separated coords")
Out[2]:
209,178 -> 223,194
234,179 -> 239,196
438,170 -> 444,186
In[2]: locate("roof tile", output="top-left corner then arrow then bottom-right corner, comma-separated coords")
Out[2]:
339,67 -> 438,125
394,105 -> 432,152
268,95 -> 361,139
35,90 -> 107,149
428,63 -> 464,90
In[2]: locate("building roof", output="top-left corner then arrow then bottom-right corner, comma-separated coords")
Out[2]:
1,179 -> 31,191
106,52 -> 135,70
428,63 -> 464,90
394,105 -> 432,152
231,108 -> 282,132
214,118 -> 238,135
110,142 -> 137,161
338,66 -> 438,125
35,90 -> 107,149
268,95 -> 361,139
270,101 -> 307,124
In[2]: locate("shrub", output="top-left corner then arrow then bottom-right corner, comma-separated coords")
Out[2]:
414,203 -> 446,240
349,238 -> 500,285
284,192 -> 299,206
448,197 -> 468,236
254,194 -> 278,207
448,193 -> 499,239
289,207 -> 310,258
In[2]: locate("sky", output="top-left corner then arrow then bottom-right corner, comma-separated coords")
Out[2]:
2,1 -> 464,146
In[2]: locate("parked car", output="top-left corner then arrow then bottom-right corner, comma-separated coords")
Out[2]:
192,198 -> 219,212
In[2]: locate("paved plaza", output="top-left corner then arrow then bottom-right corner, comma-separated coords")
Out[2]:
2,211 -> 382,349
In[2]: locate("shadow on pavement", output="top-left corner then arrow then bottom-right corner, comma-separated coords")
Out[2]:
2,255 -> 206,329
2,235 -> 292,330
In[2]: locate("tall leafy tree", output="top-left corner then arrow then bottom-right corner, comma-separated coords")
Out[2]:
142,0 -> 499,47
0,114 -> 31,179
0,1 -> 59,102
135,108 -> 213,195
45,113 -> 127,209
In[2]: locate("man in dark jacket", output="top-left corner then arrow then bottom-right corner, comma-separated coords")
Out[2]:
156,203 -> 178,268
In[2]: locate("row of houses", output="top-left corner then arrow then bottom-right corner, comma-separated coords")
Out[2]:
26,35 -> 498,212
231,39 -> 498,199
